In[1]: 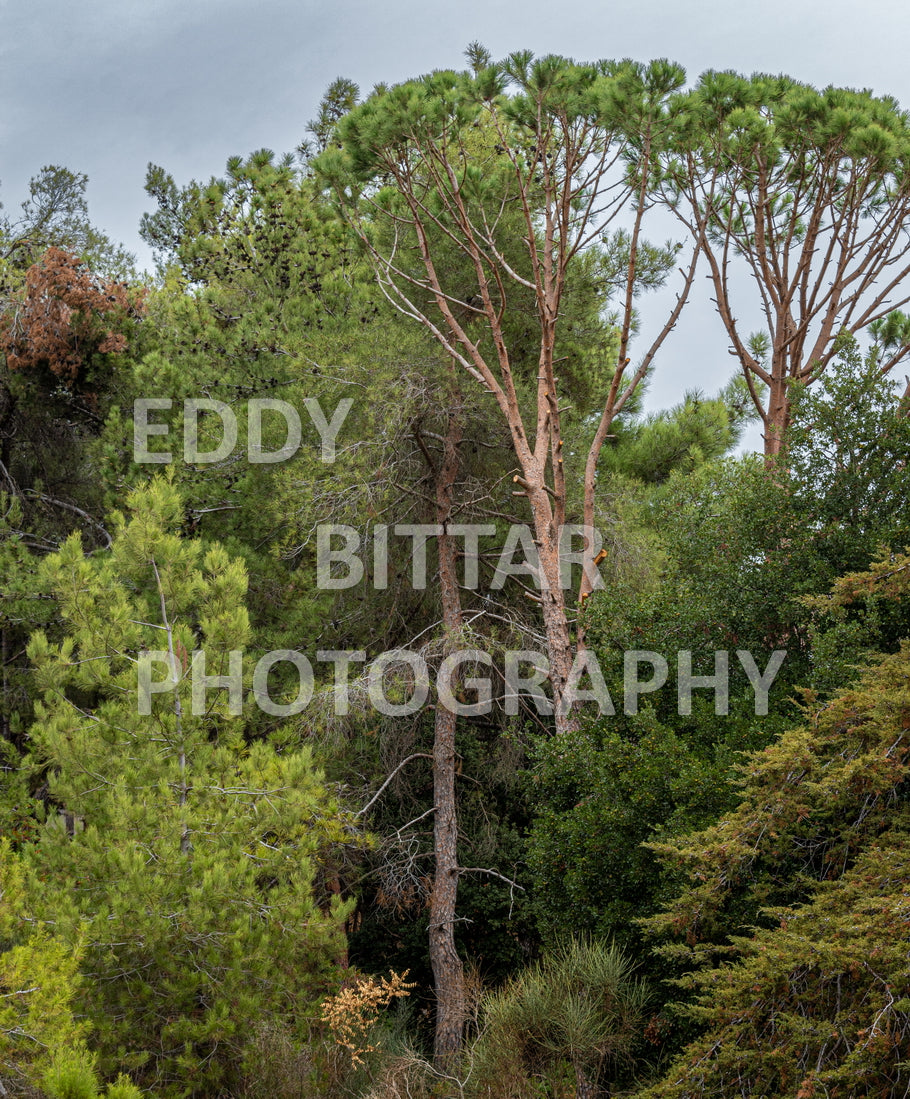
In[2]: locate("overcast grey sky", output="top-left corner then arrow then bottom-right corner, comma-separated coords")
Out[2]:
3,0 -> 910,436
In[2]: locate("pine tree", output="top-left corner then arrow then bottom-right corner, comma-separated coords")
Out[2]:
0,838 -> 93,1092
638,551 -> 910,1098
656,73 -> 910,456
315,53 -> 700,731
23,475 -> 356,1094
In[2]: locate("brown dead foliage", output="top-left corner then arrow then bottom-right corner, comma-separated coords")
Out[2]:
1,247 -> 145,382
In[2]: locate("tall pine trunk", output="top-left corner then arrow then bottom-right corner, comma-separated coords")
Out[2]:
430,700 -> 464,1067
420,397 -> 466,1068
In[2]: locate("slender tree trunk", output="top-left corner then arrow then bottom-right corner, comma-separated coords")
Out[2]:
523,477 -> 578,735
430,699 -> 464,1068
574,1062 -> 600,1099
326,874 -> 350,968
419,396 -> 466,1068
764,366 -> 790,460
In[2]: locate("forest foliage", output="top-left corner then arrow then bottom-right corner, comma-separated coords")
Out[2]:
1,45 -> 910,1099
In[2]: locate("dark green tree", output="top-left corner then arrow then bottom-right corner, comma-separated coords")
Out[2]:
638,551 -> 910,1098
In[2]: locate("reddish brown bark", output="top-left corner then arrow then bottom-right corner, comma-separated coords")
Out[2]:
662,92 -> 910,460
335,65 -> 697,728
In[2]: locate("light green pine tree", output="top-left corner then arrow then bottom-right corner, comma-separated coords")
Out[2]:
23,474 -> 357,1096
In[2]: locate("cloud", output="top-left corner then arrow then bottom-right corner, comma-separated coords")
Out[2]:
3,0 -> 909,422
